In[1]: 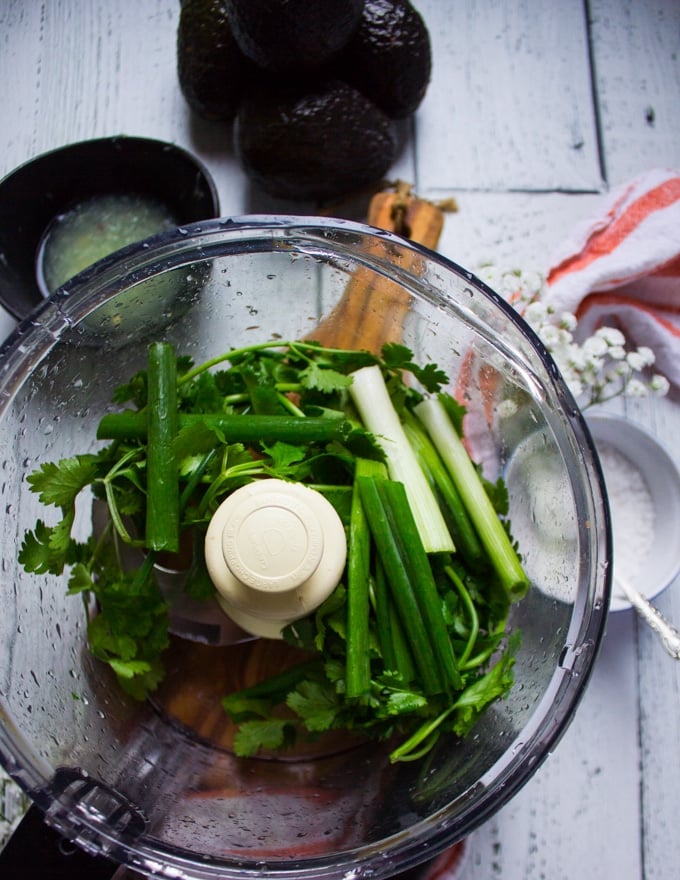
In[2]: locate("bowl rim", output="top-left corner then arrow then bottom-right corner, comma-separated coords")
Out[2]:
0,215 -> 611,879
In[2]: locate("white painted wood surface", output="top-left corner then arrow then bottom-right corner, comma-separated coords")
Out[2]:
0,2 -> 679,878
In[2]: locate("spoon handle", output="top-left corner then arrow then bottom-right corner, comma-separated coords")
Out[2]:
616,575 -> 680,659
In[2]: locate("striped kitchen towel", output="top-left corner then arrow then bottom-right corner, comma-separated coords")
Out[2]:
544,168 -> 680,388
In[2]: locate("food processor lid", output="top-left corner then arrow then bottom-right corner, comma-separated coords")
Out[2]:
204,479 -> 347,638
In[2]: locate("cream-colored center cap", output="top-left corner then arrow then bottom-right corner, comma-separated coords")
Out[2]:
204,479 -> 347,639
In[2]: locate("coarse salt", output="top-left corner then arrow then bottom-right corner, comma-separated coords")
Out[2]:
597,441 -> 655,579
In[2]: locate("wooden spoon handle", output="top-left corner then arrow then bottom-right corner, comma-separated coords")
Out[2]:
310,184 -> 447,351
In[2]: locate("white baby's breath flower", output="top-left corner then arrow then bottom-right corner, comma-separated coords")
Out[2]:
625,378 -> 649,397
595,326 -> 626,348
582,335 -> 608,358
608,345 -> 626,360
563,372 -> 585,398
583,354 -> 605,377
477,264 -> 670,408
565,344 -> 587,371
650,374 -> 670,396
500,272 -> 523,296
558,327 -> 576,347
627,347 -> 655,370
557,311 -> 578,332
524,300 -> 549,326
522,270 -> 545,297
638,346 -> 656,366
537,324 -> 562,347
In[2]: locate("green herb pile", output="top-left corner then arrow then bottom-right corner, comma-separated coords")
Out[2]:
19,339 -> 528,762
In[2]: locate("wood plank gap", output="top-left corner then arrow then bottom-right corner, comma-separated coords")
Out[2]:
632,614 -> 649,880
423,185 -> 605,195
584,0 -> 609,186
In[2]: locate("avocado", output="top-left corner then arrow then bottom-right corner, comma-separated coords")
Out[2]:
177,0 -> 258,121
225,0 -> 365,74
337,0 -> 431,119
234,79 -> 398,201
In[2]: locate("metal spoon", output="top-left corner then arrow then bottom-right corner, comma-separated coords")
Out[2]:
615,571 -> 680,659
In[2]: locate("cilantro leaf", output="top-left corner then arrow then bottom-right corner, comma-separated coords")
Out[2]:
232,718 -> 296,757
67,562 -> 94,595
174,419 -> 222,462
482,474 -> 509,516
26,454 -> 100,508
179,369 -> 224,413
287,680 -> 340,732
381,342 -> 415,370
110,657 -> 166,700
416,361 -> 450,394
438,392 -> 466,435
262,440 -> 307,471
381,343 -> 448,393
300,362 -> 352,394
19,520 -> 72,574
112,368 -> 147,408
385,690 -> 429,717
452,633 -> 519,737
48,511 -> 77,554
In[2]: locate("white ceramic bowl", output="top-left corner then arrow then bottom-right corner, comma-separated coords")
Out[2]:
586,412 -> 680,612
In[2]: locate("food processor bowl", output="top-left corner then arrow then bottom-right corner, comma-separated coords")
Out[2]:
0,217 -> 610,879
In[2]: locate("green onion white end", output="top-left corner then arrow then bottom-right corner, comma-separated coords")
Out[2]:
349,365 -> 455,554
415,396 -> 529,601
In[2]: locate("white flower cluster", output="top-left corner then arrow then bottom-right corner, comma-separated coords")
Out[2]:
477,265 -> 670,407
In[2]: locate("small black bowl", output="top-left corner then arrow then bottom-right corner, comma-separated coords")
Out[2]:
0,136 -> 220,319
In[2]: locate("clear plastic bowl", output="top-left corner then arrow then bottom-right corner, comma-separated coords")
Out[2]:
0,216 -> 610,879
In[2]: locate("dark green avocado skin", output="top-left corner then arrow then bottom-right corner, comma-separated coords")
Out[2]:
234,79 -> 398,201
177,0 -> 258,120
337,0 -> 432,118
225,0 -> 365,74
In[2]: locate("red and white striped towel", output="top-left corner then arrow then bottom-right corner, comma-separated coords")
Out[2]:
544,168 -> 680,388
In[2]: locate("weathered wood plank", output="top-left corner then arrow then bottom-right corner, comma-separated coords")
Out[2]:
0,1 -> 247,213
433,190 -> 603,270
589,0 -> 680,185
627,396 -> 680,880
637,577 -> 680,880
591,2 -> 680,874
413,0 -> 603,193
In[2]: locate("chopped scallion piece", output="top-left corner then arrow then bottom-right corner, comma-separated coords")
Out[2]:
415,396 -> 529,601
145,341 -> 180,553
349,365 -> 454,554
